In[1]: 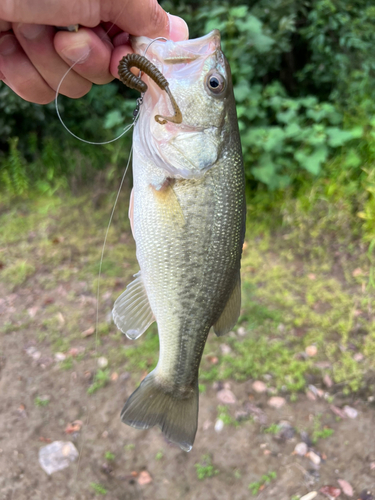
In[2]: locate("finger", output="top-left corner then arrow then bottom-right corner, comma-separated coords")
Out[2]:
0,20 -> 11,32
54,26 -> 113,85
14,23 -> 91,98
0,1 -> 101,27
110,44 -> 134,80
0,33 -> 55,103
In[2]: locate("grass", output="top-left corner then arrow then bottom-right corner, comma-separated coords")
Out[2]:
194,455 -> 219,480
90,483 -> 107,495
1,178 -> 375,398
34,396 -> 50,407
249,471 -> 277,495
311,414 -> 334,444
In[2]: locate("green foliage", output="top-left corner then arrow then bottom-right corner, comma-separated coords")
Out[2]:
311,414 -> 334,444
34,396 -> 50,407
90,483 -> 107,495
194,455 -> 219,480
249,471 -> 277,495
217,405 -> 240,427
87,369 -> 111,394
104,451 -> 115,461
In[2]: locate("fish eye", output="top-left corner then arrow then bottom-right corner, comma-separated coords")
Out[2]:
206,72 -> 226,95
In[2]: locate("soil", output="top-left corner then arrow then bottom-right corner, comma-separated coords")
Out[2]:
1,295 -> 374,499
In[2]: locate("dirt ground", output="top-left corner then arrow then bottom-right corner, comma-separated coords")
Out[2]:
1,193 -> 375,500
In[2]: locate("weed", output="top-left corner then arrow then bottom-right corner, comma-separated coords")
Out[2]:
264,423 -> 280,434
195,454 -> 219,480
34,396 -> 50,407
311,414 -> 334,444
249,471 -> 277,495
104,452 -> 115,461
155,451 -> 164,460
90,483 -> 107,495
87,369 -> 110,394
217,405 -> 240,428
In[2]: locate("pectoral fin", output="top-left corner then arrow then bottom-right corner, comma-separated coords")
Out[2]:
112,271 -> 154,340
213,274 -> 241,337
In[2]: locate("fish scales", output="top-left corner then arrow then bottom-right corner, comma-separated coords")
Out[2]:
113,30 -> 246,451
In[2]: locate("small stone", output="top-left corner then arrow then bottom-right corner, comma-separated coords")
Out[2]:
276,421 -> 295,441
138,470 -> 152,485
358,491 -> 374,500
252,381 -> 267,393
97,357 -> 108,368
39,441 -> 78,475
110,372 -> 119,382
214,419 -> 224,432
306,345 -> 318,357
330,405 -> 347,419
354,352 -> 364,362
306,390 -> 316,401
319,486 -> 341,499
300,493 -> 318,500
54,352 -> 66,362
217,389 -> 236,405
268,397 -> 286,409
343,406 -> 358,419
220,344 -> 232,355
294,442 -> 308,456
237,326 -> 246,336
277,323 -> 286,333
307,451 -> 321,465
81,326 -> 95,337
352,267 -> 363,277
337,479 -> 353,497
323,374 -> 333,388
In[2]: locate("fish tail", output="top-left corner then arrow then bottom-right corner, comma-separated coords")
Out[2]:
121,371 -> 198,452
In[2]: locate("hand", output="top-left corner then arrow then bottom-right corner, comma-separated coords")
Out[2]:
0,1 -> 188,104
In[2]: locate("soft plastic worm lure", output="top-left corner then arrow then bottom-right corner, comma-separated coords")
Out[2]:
118,54 -> 182,125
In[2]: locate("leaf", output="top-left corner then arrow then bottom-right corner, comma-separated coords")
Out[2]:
326,127 -> 355,147
295,145 -> 328,175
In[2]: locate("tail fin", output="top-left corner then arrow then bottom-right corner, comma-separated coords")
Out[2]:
120,372 -> 198,452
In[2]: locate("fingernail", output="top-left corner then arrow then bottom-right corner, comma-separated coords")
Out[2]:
168,14 -> 189,42
18,23 -> 45,40
0,35 -> 17,56
62,43 -> 90,64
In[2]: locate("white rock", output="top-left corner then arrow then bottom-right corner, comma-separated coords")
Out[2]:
300,493 -> 318,500
217,389 -> 236,405
307,451 -> 321,465
343,406 -> 358,419
220,344 -> 232,355
268,396 -> 286,409
237,326 -> 246,336
214,419 -> 224,432
294,442 -> 308,456
54,352 -> 66,362
97,356 -> 108,368
39,441 -> 78,475
252,381 -> 267,393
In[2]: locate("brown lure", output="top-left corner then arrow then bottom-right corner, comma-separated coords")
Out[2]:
118,54 -> 182,125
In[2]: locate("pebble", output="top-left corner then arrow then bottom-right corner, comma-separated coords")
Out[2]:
337,479 -> 353,497
217,389 -> 236,405
220,344 -> 232,355
237,326 -> 246,336
306,345 -> 318,357
267,396 -> 286,409
54,352 -> 66,362
252,380 -> 267,393
300,493 -> 318,500
323,374 -> 333,388
319,486 -> 341,499
214,419 -> 224,432
138,470 -> 152,485
294,442 -> 308,456
343,406 -> 358,419
307,451 -> 321,465
39,441 -> 78,475
97,357 -> 108,369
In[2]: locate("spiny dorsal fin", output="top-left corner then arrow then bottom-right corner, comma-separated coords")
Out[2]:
213,273 -> 241,337
112,271 -> 154,340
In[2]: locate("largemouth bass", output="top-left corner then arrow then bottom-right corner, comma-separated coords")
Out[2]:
113,30 -> 246,452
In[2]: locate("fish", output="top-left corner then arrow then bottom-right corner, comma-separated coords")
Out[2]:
112,30 -> 246,452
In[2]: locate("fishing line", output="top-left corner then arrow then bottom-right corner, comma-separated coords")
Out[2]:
71,35 -> 168,490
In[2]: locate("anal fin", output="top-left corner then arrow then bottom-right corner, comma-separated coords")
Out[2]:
112,271 -> 154,339
214,273 -> 241,337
